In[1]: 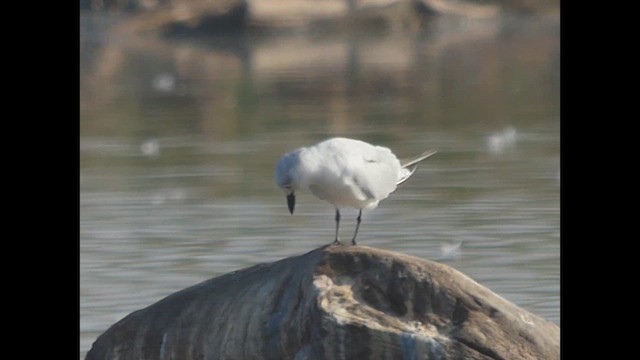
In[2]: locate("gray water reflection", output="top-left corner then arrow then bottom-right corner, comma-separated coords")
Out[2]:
80,14 -> 559,359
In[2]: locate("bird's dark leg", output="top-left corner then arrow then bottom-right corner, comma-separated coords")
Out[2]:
351,209 -> 362,245
332,209 -> 341,245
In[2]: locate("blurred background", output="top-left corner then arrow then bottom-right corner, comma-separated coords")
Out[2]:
80,0 -> 559,358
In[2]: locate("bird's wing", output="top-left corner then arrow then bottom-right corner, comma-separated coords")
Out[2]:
346,145 -> 399,202
400,149 -> 437,168
397,149 -> 437,185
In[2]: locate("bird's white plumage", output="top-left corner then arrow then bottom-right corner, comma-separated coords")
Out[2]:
276,137 -> 436,244
277,137 -> 416,209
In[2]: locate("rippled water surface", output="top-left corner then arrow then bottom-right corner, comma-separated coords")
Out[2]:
80,13 -> 559,359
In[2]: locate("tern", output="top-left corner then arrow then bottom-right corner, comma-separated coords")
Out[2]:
275,137 -> 436,245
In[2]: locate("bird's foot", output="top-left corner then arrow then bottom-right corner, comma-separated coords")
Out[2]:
351,239 -> 357,246
332,238 -> 341,246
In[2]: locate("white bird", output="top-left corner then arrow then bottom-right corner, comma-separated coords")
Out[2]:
275,137 -> 436,245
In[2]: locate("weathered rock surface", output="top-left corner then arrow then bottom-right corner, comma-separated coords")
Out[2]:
86,245 -> 560,360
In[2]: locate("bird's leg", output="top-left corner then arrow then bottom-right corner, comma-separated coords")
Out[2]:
351,209 -> 362,245
332,209 -> 341,245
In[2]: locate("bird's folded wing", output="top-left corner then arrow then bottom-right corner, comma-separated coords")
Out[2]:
400,149 -> 437,168
397,149 -> 437,185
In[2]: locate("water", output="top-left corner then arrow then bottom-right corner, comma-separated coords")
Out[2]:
80,13 -> 559,359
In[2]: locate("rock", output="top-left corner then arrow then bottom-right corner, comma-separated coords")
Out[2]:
105,0 -> 501,38
86,245 -> 559,360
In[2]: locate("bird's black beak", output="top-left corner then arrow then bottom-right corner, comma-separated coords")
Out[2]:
287,193 -> 295,214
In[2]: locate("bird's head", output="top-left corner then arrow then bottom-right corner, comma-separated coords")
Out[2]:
275,150 -> 302,214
